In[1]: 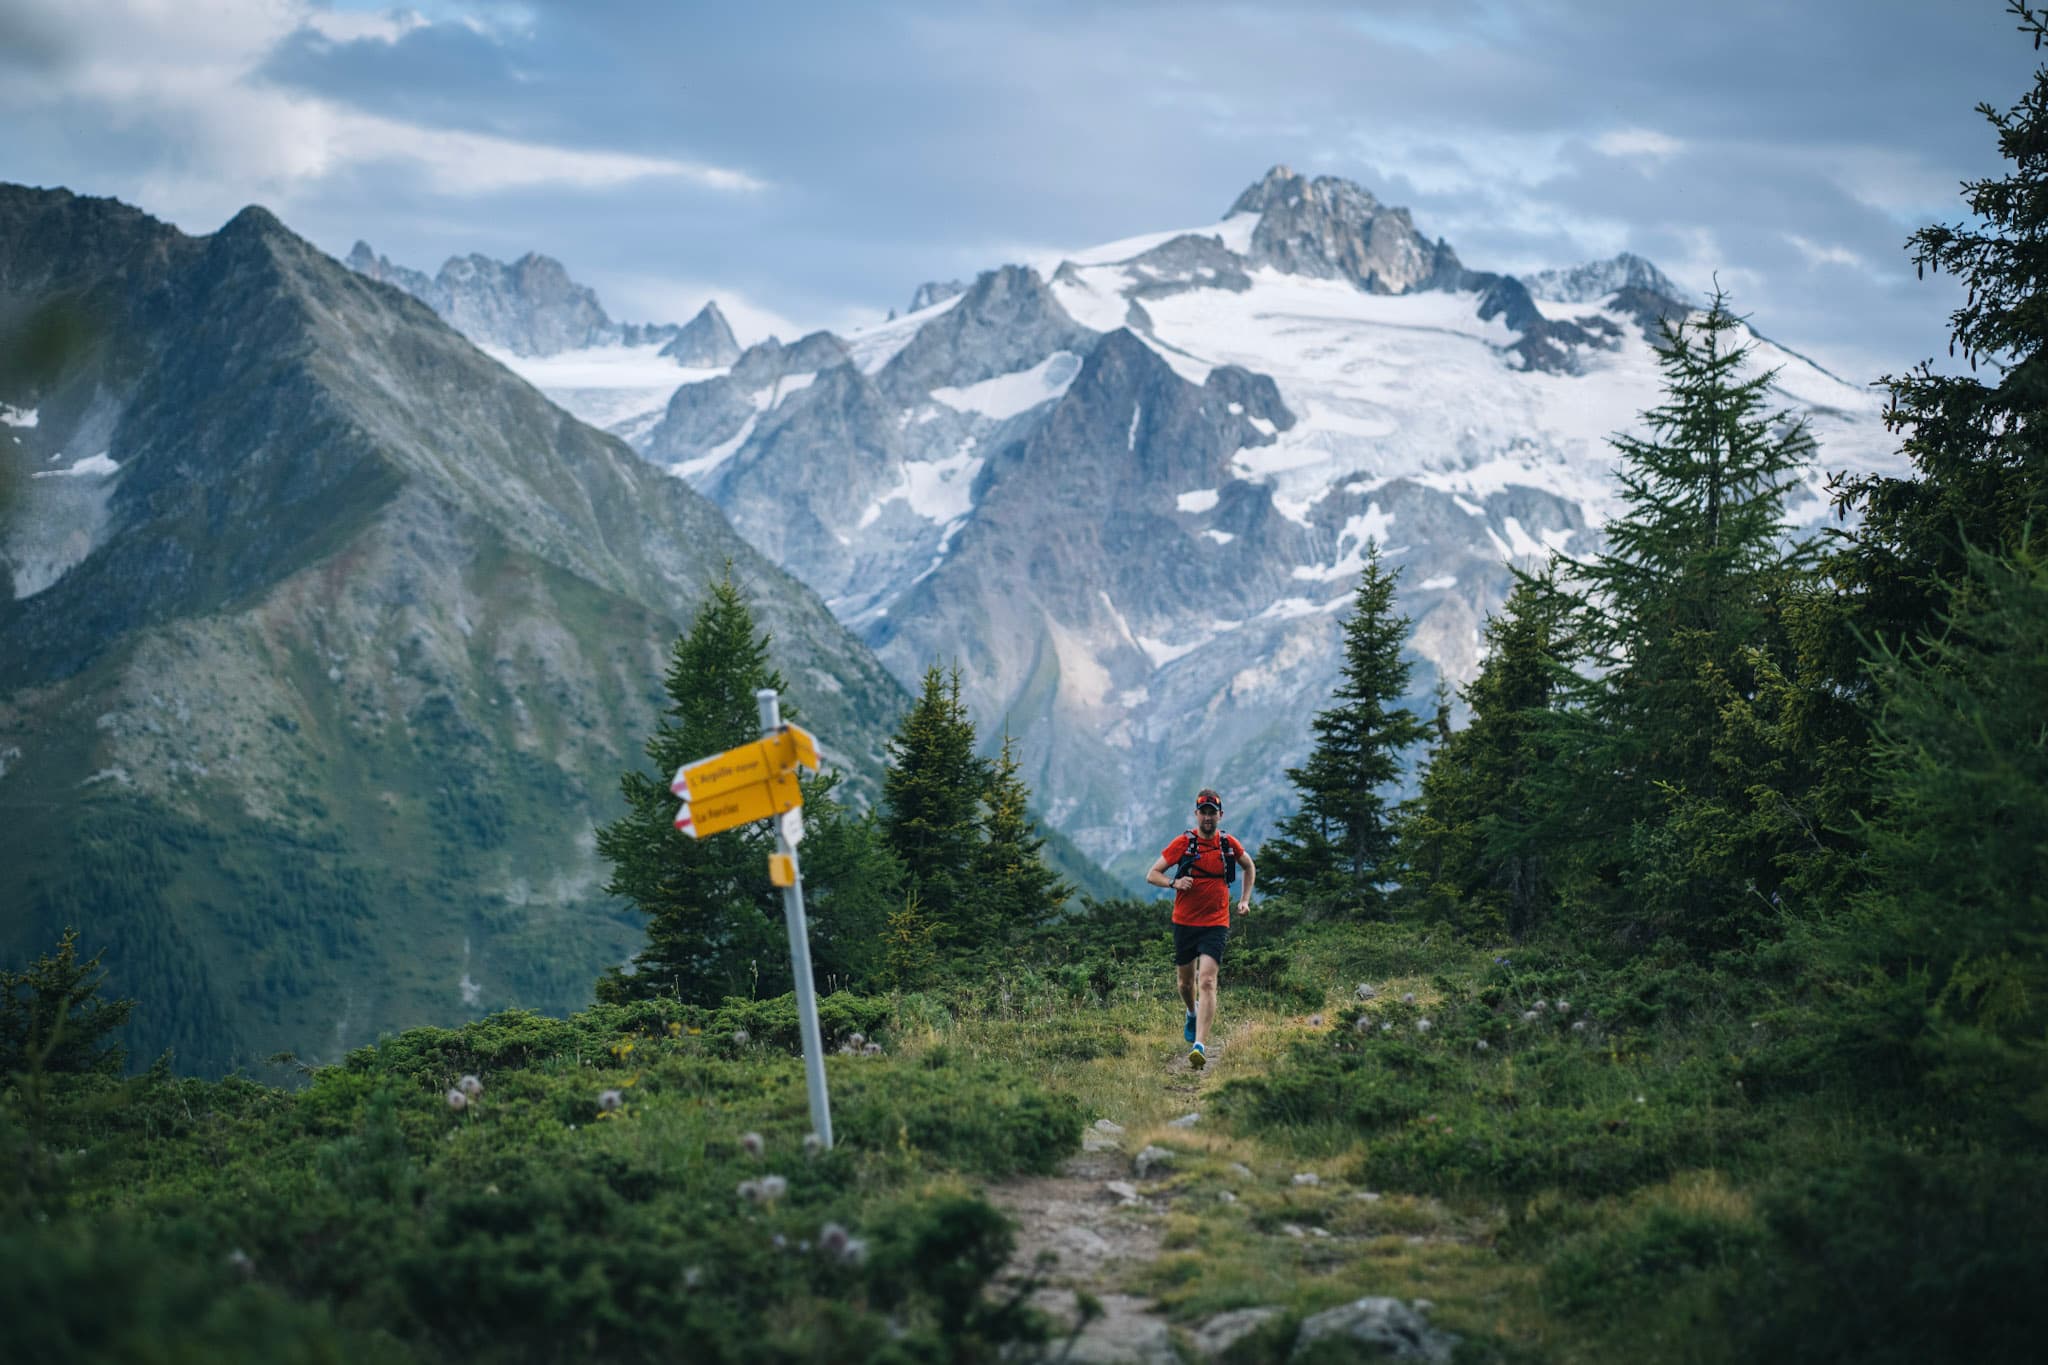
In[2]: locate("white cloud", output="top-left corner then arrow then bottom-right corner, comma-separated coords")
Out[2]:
1,0 -> 763,218
1783,232 -> 1866,270
1594,127 -> 1684,161
303,6 -> 429,45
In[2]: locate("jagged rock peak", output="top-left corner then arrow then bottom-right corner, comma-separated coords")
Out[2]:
877,264 -> 1095,401
908,279 -> 965,312
1228,164 -> 1379,219
661,300 -> 742,366
1522,251 -> 1685,304
1225,166 -> 1450,296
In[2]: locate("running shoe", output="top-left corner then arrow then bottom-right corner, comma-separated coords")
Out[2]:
1184,1010 -> 1197,1043
1188,1042 -> 1206,1071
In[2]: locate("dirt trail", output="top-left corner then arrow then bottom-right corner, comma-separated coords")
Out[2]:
985,1023 -> 1254,1363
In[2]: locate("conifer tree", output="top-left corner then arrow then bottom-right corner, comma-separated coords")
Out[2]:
881,666 -> 987,951
1399,573 -> 1575,940
966,732 -> 1073,952
1836,0 -> 2048,652
1776,1 -> 2048,906
1261,544 -> 1429,913
1548,293 -> 1817,947
1803,542 -> 2048,1139
595,567 -> 896,1004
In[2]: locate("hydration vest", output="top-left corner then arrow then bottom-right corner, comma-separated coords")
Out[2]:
1176,829 -> 1238,887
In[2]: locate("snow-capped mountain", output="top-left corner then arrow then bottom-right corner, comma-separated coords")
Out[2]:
465,165 -> 1907,880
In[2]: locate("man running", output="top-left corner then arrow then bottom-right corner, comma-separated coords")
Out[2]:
1146,788 -> 1255,1070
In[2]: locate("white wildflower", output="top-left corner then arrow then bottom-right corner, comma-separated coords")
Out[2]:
458,1074 -> 484,1097
848,1032 -> 866,1048
1475,1040 -> 1490,1052
862,1041 -> 883,1056
732,1029 -> 751,1045
1401,992 -> 1417,1004
597,1089 -> 623,1112
1521,1010 -> 1538,1023
818,1223 -> 851,1256
1415,1018 -> 1432,1033
758,1174 -> 788,1202
445,1088 -> 468,1112
740,1131 -> 765,1158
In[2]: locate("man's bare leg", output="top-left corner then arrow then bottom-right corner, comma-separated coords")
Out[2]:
1177,961 -> 1197,1015
1195,955 -> 1220,1048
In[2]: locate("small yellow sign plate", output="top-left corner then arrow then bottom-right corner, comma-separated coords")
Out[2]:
767,852 -> 796,887
681,767 -> 803,839
673,739 -> 774,803
672,724 -> 821,803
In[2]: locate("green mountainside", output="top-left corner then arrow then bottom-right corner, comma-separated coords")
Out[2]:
0,187 -> 930,1076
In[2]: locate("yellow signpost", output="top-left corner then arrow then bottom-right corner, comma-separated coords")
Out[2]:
665,698 -> 835,1148
669,723 -> 820,839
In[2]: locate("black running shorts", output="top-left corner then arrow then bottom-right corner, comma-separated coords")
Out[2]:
1173,923 -> 1229,967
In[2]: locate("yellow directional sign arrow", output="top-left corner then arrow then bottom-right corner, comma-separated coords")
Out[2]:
681,767 -> 803,840
673,738 -> 776,803
778,722 -> 821,773
673,724 -> 823,804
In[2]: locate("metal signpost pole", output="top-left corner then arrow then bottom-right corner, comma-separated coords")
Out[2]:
756,688 -> 833,1149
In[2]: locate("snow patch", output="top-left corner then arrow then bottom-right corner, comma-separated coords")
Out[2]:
1292,504 -> 1395,582
1202,529 -> 1236,545
32,453 -> 119,478
930,351 -> 1079,420
671,414 -> 756,481
1176,488 -> 1219,514
0,405 -> 37,428
483,341 -> 719,432
861,441 -> 985,528
1420,575 -> 1458,590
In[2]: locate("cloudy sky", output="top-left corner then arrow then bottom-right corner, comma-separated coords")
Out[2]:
0,0 -> 2030,383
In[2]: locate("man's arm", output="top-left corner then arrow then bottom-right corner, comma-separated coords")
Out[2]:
1147,854 -> 1190,892
1236,845 -> 1256,911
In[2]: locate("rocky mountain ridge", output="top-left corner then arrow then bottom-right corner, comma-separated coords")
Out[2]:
417,165 -> 1910,878
346,240 -> 726,358
0,186 -> 911,1074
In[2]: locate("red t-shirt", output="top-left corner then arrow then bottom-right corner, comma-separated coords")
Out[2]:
1161,831 -> 1245,927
